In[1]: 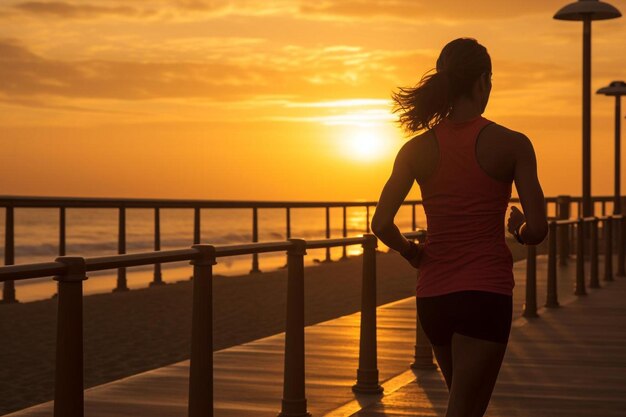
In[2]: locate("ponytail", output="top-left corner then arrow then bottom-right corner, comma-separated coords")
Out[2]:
392,38 -> 491,134
392,70 -> 452,133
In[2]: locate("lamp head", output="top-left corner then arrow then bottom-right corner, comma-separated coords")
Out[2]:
597,81 -> 626,96
554,0 -> 622,21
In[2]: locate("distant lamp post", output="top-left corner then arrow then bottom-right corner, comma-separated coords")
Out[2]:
554,0 -> 622,217
597,81 -> 626,214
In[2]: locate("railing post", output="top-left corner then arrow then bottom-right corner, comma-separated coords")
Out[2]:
151,208 -> 163,286
341,206 -> 348,260
617,215 -> 625,277
365,205 -> 370,233
604,217 -> 614,282
250,207 -> 261,274
193,207 -> 201,244
411,294 -> 437,370
557,195 -> 570,265
352,234 -> 383,394
114,207 -> 128,292
589,218 -> 600,288
59,207 -> 66,257
523,245 -> 538,318
190,207 -> 202,281
575,218 -> 587,295
188,244 -> 216,417
54,207 -> 67,299
279,238 -> 311,417
284,207 -> 291,267
546,221 -> 559,308
411,203 -> 416,231
324,206 -> 331,262
53,256 -> 87,417
2,206 -> 17,303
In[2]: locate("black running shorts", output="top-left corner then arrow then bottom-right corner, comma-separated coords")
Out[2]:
416,290 -> 513,346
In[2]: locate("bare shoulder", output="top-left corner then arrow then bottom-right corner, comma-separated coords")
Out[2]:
404,129 -> 435,148
484,123 -> 532,149
476,122 -> 536,181
482,123 -> 535,163
398,130 -> 437,182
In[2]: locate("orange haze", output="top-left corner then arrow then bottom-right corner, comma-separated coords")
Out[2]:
1,0 -> 626,201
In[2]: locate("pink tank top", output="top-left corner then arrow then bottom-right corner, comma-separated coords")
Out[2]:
416,116 -> 514,297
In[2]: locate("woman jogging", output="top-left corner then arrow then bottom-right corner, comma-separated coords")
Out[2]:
371,38 -> 548,417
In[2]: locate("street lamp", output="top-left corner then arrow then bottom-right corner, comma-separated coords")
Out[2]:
597,81 -> 626,214
554,0 -> 622,217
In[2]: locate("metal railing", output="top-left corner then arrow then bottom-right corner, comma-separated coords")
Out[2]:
520,214 -> 626,318
2,204 -> 625,416
0,195 -> 429,303
0,230 -> 425,417
3,193 -> 613,303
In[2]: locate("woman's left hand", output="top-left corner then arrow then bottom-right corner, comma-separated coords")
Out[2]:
507,206 -> 525,236
407,243 -> 425,269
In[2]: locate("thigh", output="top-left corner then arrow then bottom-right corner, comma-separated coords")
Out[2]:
447,333 -> 508,417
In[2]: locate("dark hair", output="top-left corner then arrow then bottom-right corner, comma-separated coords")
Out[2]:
392,38 -> 492,133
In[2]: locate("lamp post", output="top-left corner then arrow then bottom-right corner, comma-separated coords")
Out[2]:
554,0 -> 622,218
597,81 -> 626,214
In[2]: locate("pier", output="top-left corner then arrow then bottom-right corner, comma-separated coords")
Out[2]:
5,249 -> 626,416
1,195 -> 625,416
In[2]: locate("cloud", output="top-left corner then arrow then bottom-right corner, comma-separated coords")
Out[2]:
7,0 -> 575,23
9,0 -> 293,20
0,94 -> 148,116
298,0 -> 571,22
0,36 -> 581,121
13,1 -> 154,19
0,39 -> 430,102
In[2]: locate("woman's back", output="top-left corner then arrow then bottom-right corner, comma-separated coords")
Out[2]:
410,116 -> 515,297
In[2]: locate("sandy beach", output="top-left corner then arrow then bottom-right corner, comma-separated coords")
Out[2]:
0,239 -> 529,415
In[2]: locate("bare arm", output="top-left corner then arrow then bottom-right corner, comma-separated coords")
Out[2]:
371,143 -> 415,254
509,133 -> 548,244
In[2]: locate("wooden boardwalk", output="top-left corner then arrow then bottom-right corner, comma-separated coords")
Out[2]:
8,254 -> 621,417
350,269 -> 626,417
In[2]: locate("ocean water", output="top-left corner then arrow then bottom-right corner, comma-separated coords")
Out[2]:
1,205 -> 425,302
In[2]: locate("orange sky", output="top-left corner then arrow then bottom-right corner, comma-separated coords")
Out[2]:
1,0 -> 625,201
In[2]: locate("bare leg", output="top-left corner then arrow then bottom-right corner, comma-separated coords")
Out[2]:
432,344 -> 453,390
445,333 -> 507,417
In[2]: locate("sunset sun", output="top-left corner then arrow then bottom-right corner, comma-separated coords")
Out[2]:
343,129 -> 390,161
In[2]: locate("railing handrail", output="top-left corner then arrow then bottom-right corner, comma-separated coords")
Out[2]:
0,262 -> 66,282
2,195 -> 601,209
553,214 -> 623,226
0,195 -> 408,208
0,231 -> 427,283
